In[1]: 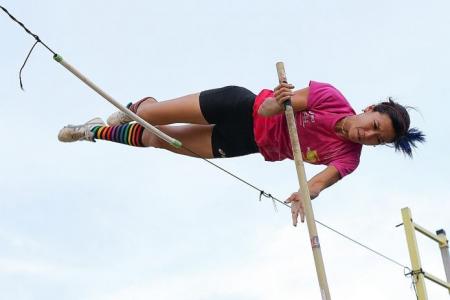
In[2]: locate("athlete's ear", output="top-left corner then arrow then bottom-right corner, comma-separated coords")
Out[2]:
363,105 -> 375,113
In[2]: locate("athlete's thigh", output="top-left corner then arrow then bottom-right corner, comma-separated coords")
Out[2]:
152,124 -> 214,158
138,93 -> 208,125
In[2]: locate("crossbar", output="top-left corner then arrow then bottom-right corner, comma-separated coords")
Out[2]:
424,271 -> 450,290
415,223 -> 447,245
53,54 -> 182,149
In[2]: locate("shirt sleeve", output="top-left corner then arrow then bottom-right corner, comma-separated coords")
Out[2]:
307,81 -> 353,114
307,81 -> 335,109
329,146 -> 362,178
330,160 -> 359,178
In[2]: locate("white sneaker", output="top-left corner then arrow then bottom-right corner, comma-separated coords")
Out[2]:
106,110 -> 133,126
106,97 -> 157,126
58,117 -> 105,143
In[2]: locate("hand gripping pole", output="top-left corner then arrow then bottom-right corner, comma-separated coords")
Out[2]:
53,54 -> 182,148
276,62 -> 331,300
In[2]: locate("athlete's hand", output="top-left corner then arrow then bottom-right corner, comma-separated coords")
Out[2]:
284,192 -> 305,226
274,82 -> 295,107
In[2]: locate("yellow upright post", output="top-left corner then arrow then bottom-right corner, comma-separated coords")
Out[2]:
401,207 -> 428,300
276,62 -> 331,300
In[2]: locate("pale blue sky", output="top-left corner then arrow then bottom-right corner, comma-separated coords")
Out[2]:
1,1 -> 449,299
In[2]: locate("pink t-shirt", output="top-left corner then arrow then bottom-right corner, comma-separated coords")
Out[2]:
252,81 -> 362,178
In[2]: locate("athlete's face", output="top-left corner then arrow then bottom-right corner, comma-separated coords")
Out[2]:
346,106 -> 396,145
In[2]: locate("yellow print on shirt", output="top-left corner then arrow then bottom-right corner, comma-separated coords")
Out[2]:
303,147 -> 319,163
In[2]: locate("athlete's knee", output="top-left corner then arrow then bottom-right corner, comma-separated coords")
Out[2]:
134,97 -> 157,116
134,107 -> 146,120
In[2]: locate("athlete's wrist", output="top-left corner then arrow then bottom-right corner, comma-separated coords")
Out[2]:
258,97 -> 284,116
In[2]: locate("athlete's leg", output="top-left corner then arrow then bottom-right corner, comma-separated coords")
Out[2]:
135,93 -> 208,125
142,124 -> 214,158
58,119 -> 214,158
107,93 -> 208,126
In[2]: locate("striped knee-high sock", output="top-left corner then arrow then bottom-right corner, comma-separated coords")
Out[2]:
91,123 -> 145,147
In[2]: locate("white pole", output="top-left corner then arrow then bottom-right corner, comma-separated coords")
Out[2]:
53,54 -> 182,148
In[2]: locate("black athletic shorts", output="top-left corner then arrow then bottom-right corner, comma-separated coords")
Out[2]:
199,86 -> 259,158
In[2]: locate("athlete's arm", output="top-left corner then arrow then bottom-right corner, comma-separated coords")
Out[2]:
285,165 -> 341,226
258,83 -> 309,116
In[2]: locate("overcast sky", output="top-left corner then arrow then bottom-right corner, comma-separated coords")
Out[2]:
1,1 -> 449,299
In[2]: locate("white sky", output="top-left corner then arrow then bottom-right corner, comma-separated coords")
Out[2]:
1,1 -> 449,299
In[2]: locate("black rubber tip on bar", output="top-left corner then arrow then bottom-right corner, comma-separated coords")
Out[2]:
436,229 -> 446,235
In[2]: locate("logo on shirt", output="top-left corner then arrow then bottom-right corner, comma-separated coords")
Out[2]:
303,147 -> 319,163
301,111 -> 315,127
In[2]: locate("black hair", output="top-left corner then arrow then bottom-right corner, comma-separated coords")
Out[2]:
373,98 -> 425,157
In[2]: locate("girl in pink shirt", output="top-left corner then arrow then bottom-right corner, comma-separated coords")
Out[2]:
58,81 -> 425,225
253,81 -> 362,178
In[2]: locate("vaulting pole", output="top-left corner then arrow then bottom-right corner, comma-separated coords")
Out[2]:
276,62 -> 331,300
52,54 -> 182,149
